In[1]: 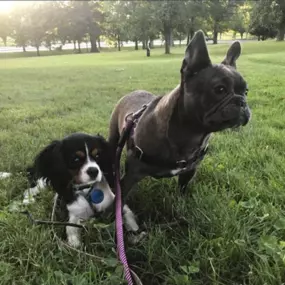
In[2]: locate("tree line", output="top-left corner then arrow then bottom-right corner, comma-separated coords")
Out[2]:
0,0 -> 284,56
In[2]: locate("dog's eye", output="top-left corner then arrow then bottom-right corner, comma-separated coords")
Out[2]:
93,154 -> 100,160
214,85 -> 227,95
73,157 -> 81,163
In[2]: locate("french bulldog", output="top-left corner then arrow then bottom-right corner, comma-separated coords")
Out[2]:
108,30 -> 251,199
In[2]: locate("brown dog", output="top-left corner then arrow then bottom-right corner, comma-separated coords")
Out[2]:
108,30 -> 251,199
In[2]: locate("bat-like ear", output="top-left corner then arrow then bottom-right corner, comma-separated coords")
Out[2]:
221,41 -> 241,69
181,30 -> 212,77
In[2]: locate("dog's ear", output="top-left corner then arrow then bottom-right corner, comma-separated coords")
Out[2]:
181,30 -> 211,77
93,134 -> 114,188
34,140 -> 63,179
94,134 -> 109,149
221,41 -> 241,69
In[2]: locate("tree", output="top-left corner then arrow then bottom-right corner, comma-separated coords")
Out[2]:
24,3 -> 52,56
183,1 -> 204,44
204,0 -> 237,44
153,1 -> 182,54
80,1 -> 102,53
125,1 -> 159,50
231,4 -> 250,39
102,2 -> 129,51
9,6 -> 29,52
249,1 -> 278,41
0,12 -> 10,46
272,0 -> 285,41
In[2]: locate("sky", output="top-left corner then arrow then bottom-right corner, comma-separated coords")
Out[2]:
0,1 -> 35,13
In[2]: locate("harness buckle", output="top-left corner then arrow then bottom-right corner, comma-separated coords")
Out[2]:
125,112 -> 134,123
176,160 -> 187,169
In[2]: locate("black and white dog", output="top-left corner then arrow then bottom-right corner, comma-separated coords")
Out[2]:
22,133 -> 142,247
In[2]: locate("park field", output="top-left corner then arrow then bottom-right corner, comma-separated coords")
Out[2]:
0,41 -> 285,285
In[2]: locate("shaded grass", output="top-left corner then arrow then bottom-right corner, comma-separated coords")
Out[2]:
0,41 -> 285,285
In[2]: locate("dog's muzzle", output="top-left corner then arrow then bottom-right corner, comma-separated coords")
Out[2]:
205,94 -> 251,130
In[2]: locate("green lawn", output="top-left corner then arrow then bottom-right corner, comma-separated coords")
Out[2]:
0,41 -> 285,285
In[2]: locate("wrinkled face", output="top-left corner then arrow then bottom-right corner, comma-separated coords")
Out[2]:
61,134 -> 109,185
183,64 -> 251,132
180,30 -> 251,133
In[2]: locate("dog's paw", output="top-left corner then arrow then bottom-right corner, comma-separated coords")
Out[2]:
123,205 -> 139,232
0,172 -> 12,179
127,231 -> 147,245
67,235 -> 81,248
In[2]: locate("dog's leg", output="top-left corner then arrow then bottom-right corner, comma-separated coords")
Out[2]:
123,204 -> 139,232
66,195 -> 94,248
178,170 -> 196,194
120,154 -> 147,201
123,204 -> 147,245
23,178 -> 47,204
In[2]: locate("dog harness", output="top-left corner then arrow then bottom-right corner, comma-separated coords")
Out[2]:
126,106 -> 209,174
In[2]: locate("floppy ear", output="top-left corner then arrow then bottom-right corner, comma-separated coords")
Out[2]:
221,41 -> 241,69
94,134 -> 114,188
34,140 -> 63,179
181,30 -> 212,77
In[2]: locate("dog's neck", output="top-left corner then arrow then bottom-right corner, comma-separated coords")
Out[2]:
154,84 -> 210,153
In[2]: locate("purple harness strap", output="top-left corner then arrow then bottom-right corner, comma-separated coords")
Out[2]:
114,105 -> 148,285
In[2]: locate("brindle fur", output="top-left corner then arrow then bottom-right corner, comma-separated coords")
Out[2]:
108,30 -> 251,199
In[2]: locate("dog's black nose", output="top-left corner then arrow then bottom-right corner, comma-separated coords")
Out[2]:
87,167 -> 99,179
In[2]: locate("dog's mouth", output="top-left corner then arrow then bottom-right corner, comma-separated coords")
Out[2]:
204,95 -> 251,131
73,180 -> 97,190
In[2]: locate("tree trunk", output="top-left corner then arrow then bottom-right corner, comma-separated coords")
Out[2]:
22,45 -> 26,52
190,30 -> 195,39
277,25 -> 285,41
213,21 -> 218,44
134,39 -> 138,50
90,37 -> 99,53
258,35 -> 260,41
240,32 -> 244,39
86,42 -> 89,52
164,24 -> 171,54
213,32 -> 218,44
117,35 -> 121,51
73,40 -> 76,50
36,46 -> 40,56
186,31 -> 190,45
1,36 -> 7,46
170,31 -> 174,47
179,34 -> 182,47
77,41 -> 81,53
97,37 -> 101,49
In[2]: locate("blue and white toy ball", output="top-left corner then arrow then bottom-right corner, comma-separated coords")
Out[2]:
89,188 -> 104,204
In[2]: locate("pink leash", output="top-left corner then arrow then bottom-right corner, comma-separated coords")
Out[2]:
114,105 -> 148,285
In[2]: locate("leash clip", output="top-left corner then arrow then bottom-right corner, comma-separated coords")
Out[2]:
134,146 -> 144,161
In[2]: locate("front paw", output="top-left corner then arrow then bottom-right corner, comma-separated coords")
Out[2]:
67,235 -> 81,248
127,231 -> 147,245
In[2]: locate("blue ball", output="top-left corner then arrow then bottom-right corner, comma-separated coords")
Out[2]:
90,188 -> 104,204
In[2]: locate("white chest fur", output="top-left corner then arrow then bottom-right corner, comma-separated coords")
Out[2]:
76,180 -> 115,213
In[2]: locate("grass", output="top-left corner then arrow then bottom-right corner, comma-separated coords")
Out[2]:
0,40 -> 285,285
